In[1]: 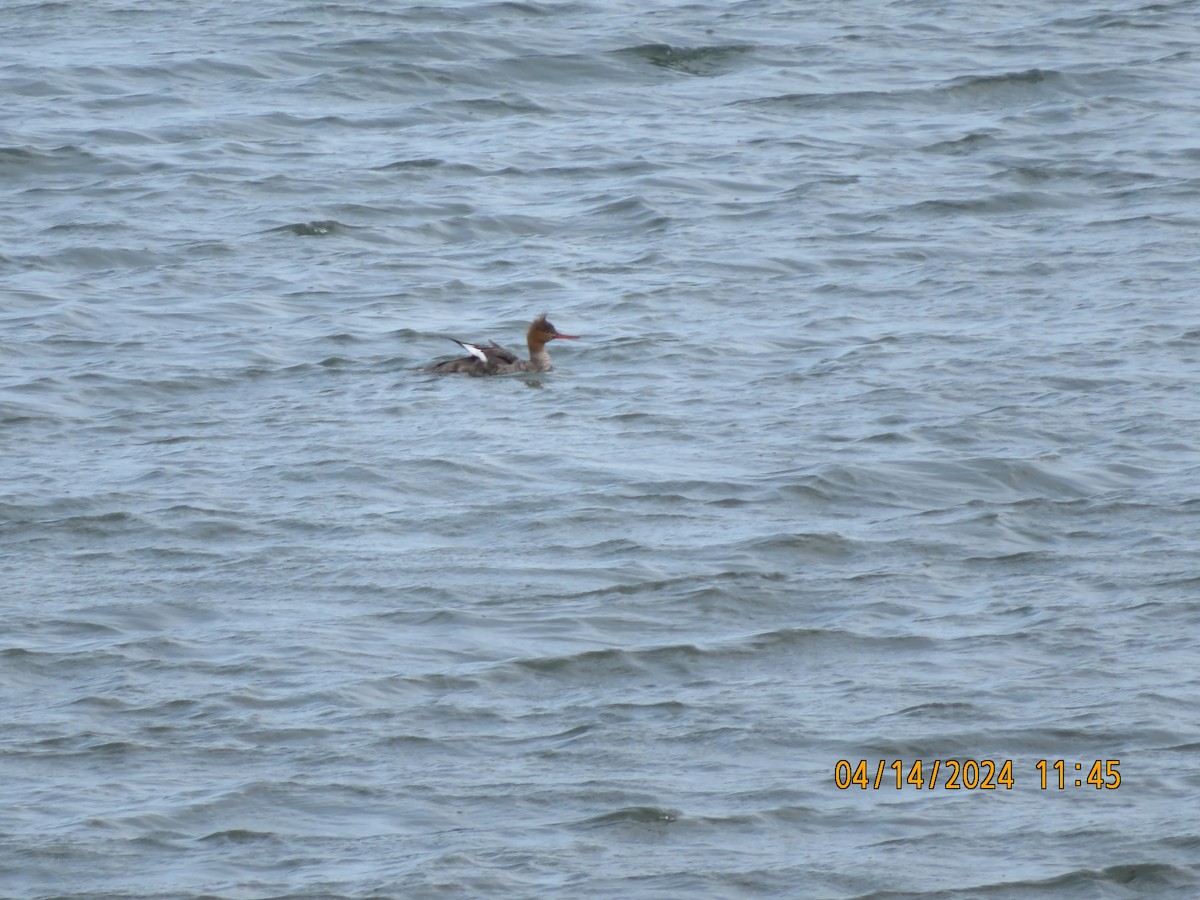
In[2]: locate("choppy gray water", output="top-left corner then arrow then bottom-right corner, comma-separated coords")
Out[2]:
3,1 -> 1200,897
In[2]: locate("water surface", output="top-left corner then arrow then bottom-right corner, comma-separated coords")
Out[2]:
3,1 -> 1199,896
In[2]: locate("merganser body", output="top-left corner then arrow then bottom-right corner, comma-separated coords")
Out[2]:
428,314 -> 579,375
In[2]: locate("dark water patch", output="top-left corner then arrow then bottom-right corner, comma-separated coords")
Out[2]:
426,212 -> 558,242
616,43 -> 756,77
1050,11 -> 1173,31
742,627 -> 934,655
269,219 -> 345,237
422,92 -> 550,122
921,130 -> 1002,155
9,244 -> 173,274
156,56 -> 276,82
199,828 -> 277,844
552,571 -> 789,607
975,861 -> 1198,897
725,531 -> 861,564
741,66 -> 1119,119
377,156 -> 452,171
571,806 -> 679,830
0,143 -> 136,178
511,645 -> 693,679
491,628 -> 935,690
897,190 -> 1085,217
939,66 -> 1080,106
882,701 -> 982,722
582,195 -> 670,231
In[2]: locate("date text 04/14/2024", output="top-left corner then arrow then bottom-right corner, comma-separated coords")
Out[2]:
833,759 -> 1122,791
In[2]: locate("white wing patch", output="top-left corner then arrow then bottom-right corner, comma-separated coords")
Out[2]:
454,339 -> 489,363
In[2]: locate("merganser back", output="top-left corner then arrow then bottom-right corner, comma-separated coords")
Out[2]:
427,314 -> 579,375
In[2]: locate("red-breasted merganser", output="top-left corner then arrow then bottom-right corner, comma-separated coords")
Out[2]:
427,314 -> 579,375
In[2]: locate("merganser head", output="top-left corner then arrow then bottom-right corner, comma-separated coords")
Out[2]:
527,314 -> 579,349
